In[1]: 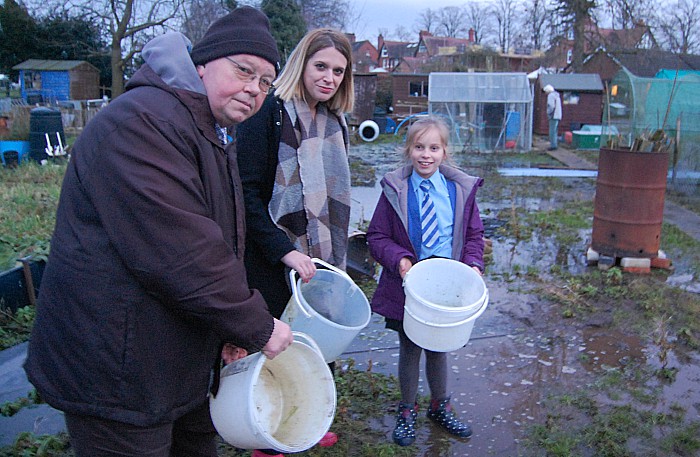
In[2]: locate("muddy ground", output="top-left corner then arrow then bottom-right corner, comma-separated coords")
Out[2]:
1,138 -> 699,456
342,139 -> 700,456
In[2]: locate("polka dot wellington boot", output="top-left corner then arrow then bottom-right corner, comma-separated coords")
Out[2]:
392,401 -> 418,446
427,397 -> 472,438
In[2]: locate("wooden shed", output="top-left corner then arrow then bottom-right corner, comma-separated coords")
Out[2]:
391,73 -> 429,118
349,73 -> 377,126
534,73 -> 604,135
12,59 -> 100,103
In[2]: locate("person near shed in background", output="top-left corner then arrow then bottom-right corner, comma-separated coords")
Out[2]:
543,84 -> 562,151
235,28 -> 354,457
24,7 -> 294,456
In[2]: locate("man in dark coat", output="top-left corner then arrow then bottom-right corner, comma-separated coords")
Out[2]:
24,7 -> 292,456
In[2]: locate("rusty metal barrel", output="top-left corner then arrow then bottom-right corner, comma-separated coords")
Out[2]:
591,147 -> 669,258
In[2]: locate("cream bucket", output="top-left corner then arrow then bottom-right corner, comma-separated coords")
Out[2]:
403,297 -> 489,352
402,258 -> 489,351
209,332 -> 336,452
403,258 -> 487,323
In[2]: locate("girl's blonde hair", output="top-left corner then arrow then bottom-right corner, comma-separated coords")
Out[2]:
274,28 -> 354,113
402,116 -> 451,161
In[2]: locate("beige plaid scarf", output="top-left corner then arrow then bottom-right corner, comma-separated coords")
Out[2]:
269,98 -> 351,269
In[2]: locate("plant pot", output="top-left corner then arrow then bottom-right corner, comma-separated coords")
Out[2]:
0,140 -> 30,167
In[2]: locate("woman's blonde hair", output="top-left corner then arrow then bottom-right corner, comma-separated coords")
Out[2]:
402,116 -> 451,162
274,28 -> 354,113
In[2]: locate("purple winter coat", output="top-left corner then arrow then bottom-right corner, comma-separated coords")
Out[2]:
366,165 -> 484,321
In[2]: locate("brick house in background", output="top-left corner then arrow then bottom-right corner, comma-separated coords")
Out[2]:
347,33 -> 379,73
415,30 -> 475,58
377,36 -> 416,71
544,21 -> 654,71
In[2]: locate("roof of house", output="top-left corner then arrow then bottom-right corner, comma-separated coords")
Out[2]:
352,40 -> 375,53
381,40 -> 416,59
610,49 -> 700,77
419,36 -> 472,56
12,59 -> 97,71
539,73 -> 604,91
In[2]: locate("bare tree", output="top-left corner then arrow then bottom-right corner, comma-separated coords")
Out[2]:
522,0 -> 549,50
465,2 -> 493,44
492,0 -> 519,52
656,0 -> 700,53
394,25 -> 413,42
51,0 -> 183,97
415,7 -> 439,34
182,0 -> 232,45
437,5 -> 468,37
300,0 -> 350,30
601,0 -> 652,29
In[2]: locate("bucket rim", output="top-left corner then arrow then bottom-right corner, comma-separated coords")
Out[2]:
294,273 -> 371,331
403,258 -> 488,311
253,343 -> 337,452
405,287 -> 487,314
212,342 -> 336,453
404,296 -> 488,327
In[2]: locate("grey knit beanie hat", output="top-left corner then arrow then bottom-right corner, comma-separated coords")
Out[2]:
190,6 -> 281,74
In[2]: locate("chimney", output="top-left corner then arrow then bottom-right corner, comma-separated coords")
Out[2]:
468,28 -> 476,43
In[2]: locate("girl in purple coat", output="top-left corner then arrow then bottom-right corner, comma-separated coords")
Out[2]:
366,116 -> 485,446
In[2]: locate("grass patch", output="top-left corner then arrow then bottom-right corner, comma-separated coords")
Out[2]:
0,389 -> 42,417
0,161 -> 66,270
0,362 -> 415,457
0,305 -> 35,350
528,391 -> 700,457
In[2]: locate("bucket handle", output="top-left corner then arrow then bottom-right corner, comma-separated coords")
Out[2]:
289,269 -> 313,319
311,258 -> 353,281
288,258 -> 353,319
292,331 -> 324,358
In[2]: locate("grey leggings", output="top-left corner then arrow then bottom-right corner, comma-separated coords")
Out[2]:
398,327 -> 447,404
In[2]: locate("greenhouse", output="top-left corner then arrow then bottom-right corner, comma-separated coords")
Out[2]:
428,72 -> 533,153
606,68 -> 700,194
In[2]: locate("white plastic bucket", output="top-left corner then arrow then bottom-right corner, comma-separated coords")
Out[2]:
403,297 -> 489,352
210,332 -> 336,452
403,258 -> 487,324
281,258 -> 371,363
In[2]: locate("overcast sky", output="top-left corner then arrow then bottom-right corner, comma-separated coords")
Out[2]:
347,0 -> 467,43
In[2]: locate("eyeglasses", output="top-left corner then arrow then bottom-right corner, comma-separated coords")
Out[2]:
223,57 -> 275,94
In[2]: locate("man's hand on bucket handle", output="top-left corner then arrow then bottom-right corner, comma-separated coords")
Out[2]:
262,318 -> 293,359
221,343 -> 248,364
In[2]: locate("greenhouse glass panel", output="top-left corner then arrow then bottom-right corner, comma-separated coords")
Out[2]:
605,68 -> 700,195
428,73 -> 533,152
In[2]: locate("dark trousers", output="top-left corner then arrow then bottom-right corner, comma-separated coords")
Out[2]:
64,401 -> 217,457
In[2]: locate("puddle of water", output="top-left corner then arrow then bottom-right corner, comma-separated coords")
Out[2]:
498,168 -> 598,178
488,232 -> 590,276
579,328 -> 646,373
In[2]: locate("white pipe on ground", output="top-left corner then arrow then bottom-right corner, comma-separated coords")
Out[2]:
358,120 -> 379,142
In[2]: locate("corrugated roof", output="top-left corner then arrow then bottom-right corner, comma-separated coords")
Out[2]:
539,73 -> 603,91
12,59 -> 92,71
612,49 -> 700,77
429,72 -> 532,103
